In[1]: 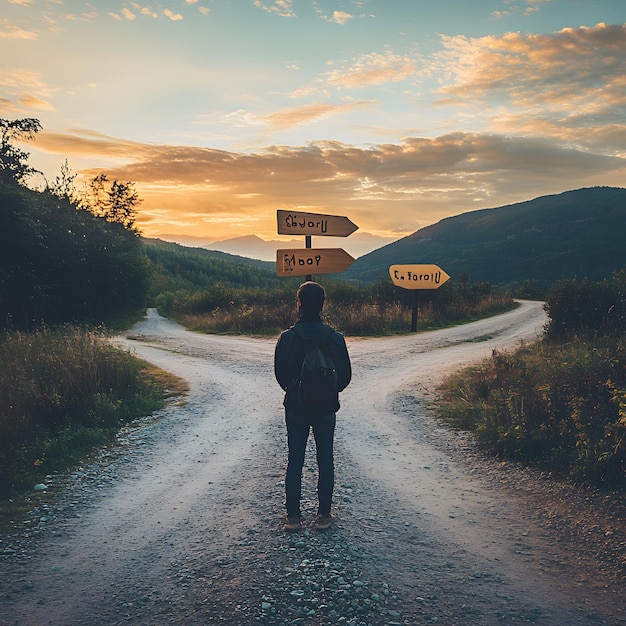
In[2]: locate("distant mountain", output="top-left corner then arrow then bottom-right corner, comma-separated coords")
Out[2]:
344,187 -> 626,288
156,232 -> 398,261
204,235 -> 301,261
143,237 -> 274,272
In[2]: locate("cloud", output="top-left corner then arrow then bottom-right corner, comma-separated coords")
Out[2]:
253,0 -> 296,18
163,8 -> 183,21
524,0 -> 554,14
328,11 -> 353,25
122,7 -> 136,21
0,68 -> 53,99
434,23 -> 626,113
8,0 -> 34,5
135,5 -> 159,18
263,100 -> 376,129
18,95 -> 55,111
35,129 -> 153,161
0,17 -> 37,39
32,128 -> 626,239
0,97 -> 14,114
324,51 -> 418,89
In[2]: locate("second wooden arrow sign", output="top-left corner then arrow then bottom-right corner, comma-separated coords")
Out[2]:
276,248 -> 355,277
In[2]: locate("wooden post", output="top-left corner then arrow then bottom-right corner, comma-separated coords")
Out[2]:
411,291 -> 418,332
305,235 -> 312,281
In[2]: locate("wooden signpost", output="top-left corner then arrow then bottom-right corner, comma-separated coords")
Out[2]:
276,210 -> 358,279
389,264 -> 451,332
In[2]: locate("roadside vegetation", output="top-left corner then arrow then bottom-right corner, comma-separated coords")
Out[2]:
0,118 -> 169,498
147,248 -> 515,336
438,270 -> 626,489
0,327 -> 173,495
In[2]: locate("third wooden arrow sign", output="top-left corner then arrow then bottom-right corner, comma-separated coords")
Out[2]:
389,264 -> 451,289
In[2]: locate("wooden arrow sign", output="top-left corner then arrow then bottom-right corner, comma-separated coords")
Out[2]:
276,248 -> 355,277
389,264 -> 451,289
277,210 -> 358,237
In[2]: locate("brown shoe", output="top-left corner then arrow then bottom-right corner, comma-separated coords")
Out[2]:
284,515 -> 302,531
315,514 -> 334,530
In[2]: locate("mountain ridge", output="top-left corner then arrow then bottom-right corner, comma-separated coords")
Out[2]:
153,231 -> 398,261
344,186 -> 626,288
146,187 -> 626,291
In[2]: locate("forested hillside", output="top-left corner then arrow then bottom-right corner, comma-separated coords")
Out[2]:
144,238 -> 279,296
0,118 -> 164,496
346,187 -> 626,289
0,118 -> 149,328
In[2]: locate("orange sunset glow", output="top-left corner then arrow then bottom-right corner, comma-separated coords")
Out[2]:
2,1 -> 626,252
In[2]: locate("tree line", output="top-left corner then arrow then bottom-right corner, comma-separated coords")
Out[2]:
0,118 -> 149,329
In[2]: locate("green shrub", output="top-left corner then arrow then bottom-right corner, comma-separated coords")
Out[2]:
438,337 -> 626,488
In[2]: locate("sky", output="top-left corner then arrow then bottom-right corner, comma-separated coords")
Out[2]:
2,0 -> 626,250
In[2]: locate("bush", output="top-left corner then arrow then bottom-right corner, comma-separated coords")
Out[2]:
439,269 -> 626,488
545,272 -> 626,338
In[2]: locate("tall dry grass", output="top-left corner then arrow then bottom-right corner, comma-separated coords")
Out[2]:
172,288 -> 514,337
0,326 -> 164,494
437,336 -> 626,488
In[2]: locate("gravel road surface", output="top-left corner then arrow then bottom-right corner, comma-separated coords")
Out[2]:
1,302 -> 624,626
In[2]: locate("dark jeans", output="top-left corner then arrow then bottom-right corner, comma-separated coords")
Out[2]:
285,410 -> 336,517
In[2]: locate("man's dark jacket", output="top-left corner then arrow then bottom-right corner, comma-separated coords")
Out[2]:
274,314 -> 351,414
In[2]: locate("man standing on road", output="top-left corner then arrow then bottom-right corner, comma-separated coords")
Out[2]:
274,281 -> 352,532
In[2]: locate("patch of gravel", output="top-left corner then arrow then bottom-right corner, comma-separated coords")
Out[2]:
2,397 -> 625,626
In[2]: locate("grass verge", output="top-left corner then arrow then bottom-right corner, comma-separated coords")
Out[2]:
436,335 -> 626,489
0,326 -> 188,499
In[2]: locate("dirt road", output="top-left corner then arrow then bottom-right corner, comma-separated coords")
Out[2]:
1,302 -> 624,625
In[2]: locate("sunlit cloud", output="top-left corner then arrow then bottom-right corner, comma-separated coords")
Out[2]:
263,100 -> 376,129
325,51 -> 418,89
163,8 -> 183,21
0,18 -> 37,39
35,129 -> 154,161
0,97 -> 14,114
6,3 -> 624,242
31,128 -> 626,239
0,68 -> 53,99
62,12 -> 98,24
134,5 -> 159,18
524,0 -> 554,14
328,11 -> 353,25
253,0 -> 296,18
434,23 -> 626,112
18,95 -> 55,111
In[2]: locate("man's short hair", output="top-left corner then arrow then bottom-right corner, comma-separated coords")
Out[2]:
297,281 -> 325,315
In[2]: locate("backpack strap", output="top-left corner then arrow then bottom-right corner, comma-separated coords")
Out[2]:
293,324 -> 334,344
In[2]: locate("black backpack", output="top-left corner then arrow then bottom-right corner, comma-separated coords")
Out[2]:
293,326 -> 338,415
